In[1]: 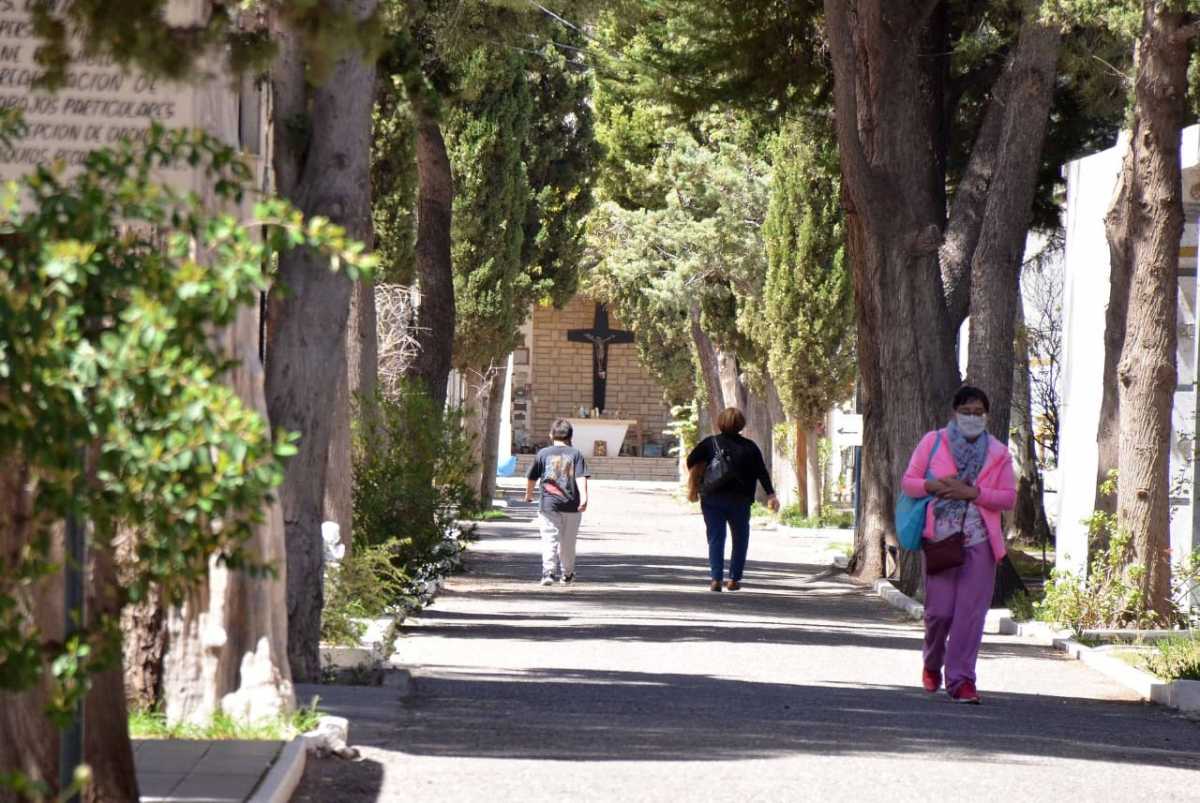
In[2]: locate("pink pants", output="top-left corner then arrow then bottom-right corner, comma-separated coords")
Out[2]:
923,542 -> 996,693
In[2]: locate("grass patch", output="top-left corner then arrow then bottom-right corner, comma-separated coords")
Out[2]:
778,505 -> 854,529
1007,545 -> 1053,579
467,508 -> 510,522
1005,589 -> 1042,622
130,698 -> 323,741
1142,635 -> 1200,681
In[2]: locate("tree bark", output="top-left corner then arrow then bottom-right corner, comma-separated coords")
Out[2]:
794,425 -> 809,515
479,362 -> 507,505
688,302 -> 724,434
824,2 -> 959,593
121,588 -> 166,712
463,365 -> 490,506
408,109 -> 456,411
1011,304 -> 1053,547
1095,147 -> 1137,522
324,279 -> 378,549
84,548 -> 138,803
1114,2 -> 1191,619
0,468 -> 63,797
806,427 -> 823,518
966,20 -> 1061,440
266,0 -> 378,682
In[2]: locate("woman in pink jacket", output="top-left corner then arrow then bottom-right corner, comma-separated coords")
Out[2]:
901,385 -> 1016,704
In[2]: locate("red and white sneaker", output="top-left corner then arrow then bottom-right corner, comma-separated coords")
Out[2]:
949,680 -> 981,704
922,668 -> 941,693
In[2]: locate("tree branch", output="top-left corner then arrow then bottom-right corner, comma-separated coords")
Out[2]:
1170,20 -> 1200,44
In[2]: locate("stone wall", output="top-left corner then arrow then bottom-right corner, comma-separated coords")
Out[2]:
528,295 -> 674,454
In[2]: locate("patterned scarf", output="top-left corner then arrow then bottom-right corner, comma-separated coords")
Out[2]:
933,418 -> 988,526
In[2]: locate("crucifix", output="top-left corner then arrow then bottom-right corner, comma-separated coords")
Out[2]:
567,303 -> 635,412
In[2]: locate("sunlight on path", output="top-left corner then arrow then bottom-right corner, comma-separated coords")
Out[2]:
295,480 -> 1200,803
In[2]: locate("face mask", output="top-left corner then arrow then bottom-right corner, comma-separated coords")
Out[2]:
956,413 -> 987,438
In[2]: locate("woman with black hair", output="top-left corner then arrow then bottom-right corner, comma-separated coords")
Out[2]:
900,386 -> 1016,704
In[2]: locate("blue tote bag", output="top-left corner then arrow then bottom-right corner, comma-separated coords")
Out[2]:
894,432 -> 942,551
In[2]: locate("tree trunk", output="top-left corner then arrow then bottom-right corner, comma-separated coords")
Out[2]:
1011,304 -> 1053,547
121,588 -> 166,712
806,427 -> 823,518
164,297 -> 295,725
266,0 -> 378,682
824,2 -> 960,593
479,362 -> 507,505
1115,2 -> 1191,619
463,365 -> 490,507
324,365 -> 353,548
966,20 -> 1061,439
1095,147 -> 1137,523
324,279 -> 378,549
84,547 -> 138,803
794,425 -> 809,515
688,302 -> 724,433
408,109 -> 456,411
0,470 -> 63,797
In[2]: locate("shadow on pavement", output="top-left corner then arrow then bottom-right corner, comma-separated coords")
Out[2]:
397,666 -> 1200,768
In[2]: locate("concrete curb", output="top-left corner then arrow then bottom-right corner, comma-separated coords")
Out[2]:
247,737 -> 305,803
867,577 -> 1200,716
1052,637 -> 1200,716
871,579 -> 923,620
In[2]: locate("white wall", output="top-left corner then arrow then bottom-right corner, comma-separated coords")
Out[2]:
1055,139 -> 1124,574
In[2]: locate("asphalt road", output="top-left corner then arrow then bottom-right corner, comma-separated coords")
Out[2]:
293,480 -> 1200,802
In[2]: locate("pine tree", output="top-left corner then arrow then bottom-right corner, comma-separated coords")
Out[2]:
762,119 -> 855,511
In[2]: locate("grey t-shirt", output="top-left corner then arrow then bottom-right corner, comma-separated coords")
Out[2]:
527,444 -> 590,513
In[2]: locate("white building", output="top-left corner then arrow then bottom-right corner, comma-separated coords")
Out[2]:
1054,127 -> 1200,586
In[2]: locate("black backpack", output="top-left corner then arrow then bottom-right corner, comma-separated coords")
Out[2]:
701,436 -> 738,496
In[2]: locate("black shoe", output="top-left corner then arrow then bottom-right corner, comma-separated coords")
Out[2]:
560,573 -> 575,585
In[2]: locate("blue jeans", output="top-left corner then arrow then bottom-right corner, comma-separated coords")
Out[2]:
701,495 -> 752,581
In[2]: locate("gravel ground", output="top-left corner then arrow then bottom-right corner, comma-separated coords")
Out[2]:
293,480 -> 1200,802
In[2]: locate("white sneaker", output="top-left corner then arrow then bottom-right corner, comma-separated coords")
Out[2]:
560,573 -> 575,585
540,575 -> 555,586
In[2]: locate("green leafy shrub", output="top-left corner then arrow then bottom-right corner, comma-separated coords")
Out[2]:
779,505 -> 854,529
321,540 -> 411,647
1038,530 -> 1163,635
0,121 -> 373,745
1038,474 -> 1200,635
1143,635 -> 1200,681
1006,590 -> 1038,622
335,384 -> 478,637
666,402 -> 699,457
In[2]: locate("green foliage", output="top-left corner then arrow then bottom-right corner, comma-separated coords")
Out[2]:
30,1 -> 386,89
321,540 -> 412,647
1143,635 -> 1200,681
129,698 -> 324,740
763,118 -> 855,426
585,116 -> 771,404
0,123 -> 373,730
665,403 -> 700,457
347,383 -> 477,627
779,506 -> 854,530
1006,590 -> 1039,622
446,46 -> 534,369
1038,530 -> 1164,634
522,31 -> 600,307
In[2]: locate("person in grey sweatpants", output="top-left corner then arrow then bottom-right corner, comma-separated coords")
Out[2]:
524,419 -> 590,586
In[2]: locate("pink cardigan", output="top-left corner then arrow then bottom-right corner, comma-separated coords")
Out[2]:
900,429 -> 1017,563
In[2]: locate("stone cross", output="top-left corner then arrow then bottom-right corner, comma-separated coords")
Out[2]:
567,303 -> 634,412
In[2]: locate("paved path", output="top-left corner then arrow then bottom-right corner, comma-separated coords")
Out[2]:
295,480 -> 1200,802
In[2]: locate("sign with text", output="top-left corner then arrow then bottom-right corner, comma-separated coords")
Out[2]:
0,1 -> 199,186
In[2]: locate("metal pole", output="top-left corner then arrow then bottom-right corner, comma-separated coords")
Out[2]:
59,504 -> 85,803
